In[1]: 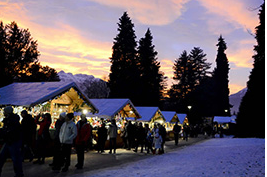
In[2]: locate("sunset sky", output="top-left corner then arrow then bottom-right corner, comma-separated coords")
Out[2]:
0,0 -> 263,94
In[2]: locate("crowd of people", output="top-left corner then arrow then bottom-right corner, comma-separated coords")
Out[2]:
0,106 -> 199,177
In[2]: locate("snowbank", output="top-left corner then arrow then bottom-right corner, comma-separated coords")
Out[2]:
74,138 -> 265,177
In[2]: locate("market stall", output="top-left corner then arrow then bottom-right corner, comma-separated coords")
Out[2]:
87,99 -> 141,148
133,107 -> 165,128
162,111 -> 178,130
0,81 -> 98,129
213,115 -> 236,135
177,113 -> 188,125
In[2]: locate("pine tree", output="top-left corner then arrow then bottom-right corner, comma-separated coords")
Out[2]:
236,3 -> 265,138
0,21 -> 59,87
212,35 -> 230,116
137,28 -> 164,106
169,47 -> 211,116
108,12 -> 141,103
169,50 -> 193,112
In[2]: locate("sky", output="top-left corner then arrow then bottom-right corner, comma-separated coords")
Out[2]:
0,0 -> 263,94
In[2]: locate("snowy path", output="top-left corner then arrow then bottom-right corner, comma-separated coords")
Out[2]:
73,138 -> 265,177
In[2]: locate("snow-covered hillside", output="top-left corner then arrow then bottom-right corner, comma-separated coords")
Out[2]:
58,70 -> 101,92
58,71 -> 110,98
229,88 -> 247,115
75,138 -> 264,177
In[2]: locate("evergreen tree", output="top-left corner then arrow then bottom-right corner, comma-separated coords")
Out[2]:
108,12 -> 141,104
137,28 -> 164,106
236,3 -> 265,138
0,21 -> 59,87
212,35 -> 230,116
168,48 -> 211,116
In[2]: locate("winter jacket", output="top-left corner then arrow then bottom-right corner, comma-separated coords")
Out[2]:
108,123 -> 118,139
59,120 -> 77,144
21,114 -> 36,144
97,125 -> 107,142
75,120 -> 92,145
153,134 -> 162,149
136,126 -> 146,141
2,113 -> 22,144
36,116 -> 51,140
54,119 -> 65,141
173,124 -> 181,134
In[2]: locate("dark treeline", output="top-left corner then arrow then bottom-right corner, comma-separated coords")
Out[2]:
236,2 -> 265,138
164,36 -> 231,125
108,12 -> 166,107
0,2 -> 264,138
108,12 -> 231,125
0,21 -> 59,88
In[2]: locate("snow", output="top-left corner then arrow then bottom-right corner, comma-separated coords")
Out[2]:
177,113 -> 187,124
229,87 -> 247,114
213,116 -> 236,124
74,138 -> 265,177
0,81 -> 76,106
89,99 -> 140,119
135,107 -> 162,122
161,111 -> 177,122
58,71 -> 99,93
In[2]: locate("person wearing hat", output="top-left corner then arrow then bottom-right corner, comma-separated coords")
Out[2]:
0,106 -> 24,177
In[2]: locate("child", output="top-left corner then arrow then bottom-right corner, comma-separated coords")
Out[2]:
153,133 -> 162,155
146,130 -> 153,154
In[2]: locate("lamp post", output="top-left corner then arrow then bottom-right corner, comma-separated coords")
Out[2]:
187,105 -> 192,123
188,105 -> 192,110
224,109 -> 228,116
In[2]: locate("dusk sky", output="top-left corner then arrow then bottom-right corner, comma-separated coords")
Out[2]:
0,0 -> 263,94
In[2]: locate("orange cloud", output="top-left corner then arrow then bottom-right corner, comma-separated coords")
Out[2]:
228,46 -> 254,68
0,1 -> 112,78
88,0 -> 189,25
197,0 -> 259,33
229,83 -> 245,95
160,59 -> 174,79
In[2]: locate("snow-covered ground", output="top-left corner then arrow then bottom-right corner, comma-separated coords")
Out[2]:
73,138 -> 265,177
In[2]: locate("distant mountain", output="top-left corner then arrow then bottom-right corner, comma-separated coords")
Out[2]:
229,88 -> 247,115
58,70 -> 100,92
58,71 -> 110,98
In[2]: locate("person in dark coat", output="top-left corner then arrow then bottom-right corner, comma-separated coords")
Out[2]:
134,122 -> 146,153
146,130 -> 154,154
120,122 -> 128,149
21,110 -> 36,162
183,124 -> 190,141
173,122 -> 181,146
158,124 -> 166,153
50,112 -> 66,167
75,114 -> 92,169
125,121 -> 134,150
97,123 -> 107,153
108,119 -> 118,154
0,106 -> 24,177
34,113 -> 51,164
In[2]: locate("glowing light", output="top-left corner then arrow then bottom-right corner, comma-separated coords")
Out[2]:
83,109 -> 88,114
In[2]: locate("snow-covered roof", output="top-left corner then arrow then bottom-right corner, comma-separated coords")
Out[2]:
89,99 -> 140,119
177,113 -> 187,124
0,82 -> 98,112
213,116 -> 236,124
135,107 -> 165,122
161,111 -> 177,123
